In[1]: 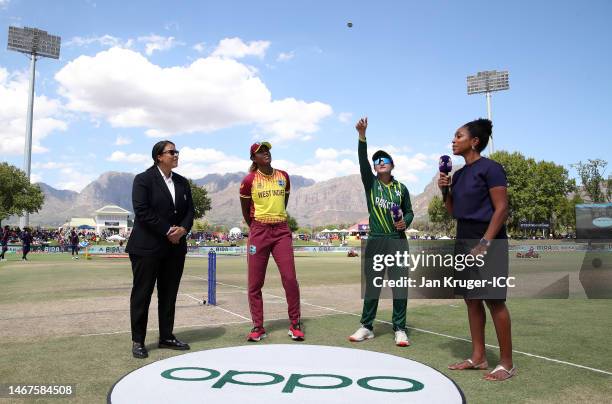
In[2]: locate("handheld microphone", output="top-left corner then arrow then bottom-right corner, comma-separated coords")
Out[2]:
391,205 -> 403,222
439,155 -> 452,202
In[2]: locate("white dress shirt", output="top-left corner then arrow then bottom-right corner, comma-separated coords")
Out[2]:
157,166 -> 175,206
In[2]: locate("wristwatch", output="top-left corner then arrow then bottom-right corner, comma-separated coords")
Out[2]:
479,238 -> 491,247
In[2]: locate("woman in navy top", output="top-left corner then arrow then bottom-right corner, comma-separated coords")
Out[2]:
438,118 -> 515,381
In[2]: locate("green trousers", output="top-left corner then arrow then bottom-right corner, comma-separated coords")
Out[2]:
360,298 -> 407,331
360,236 -> 409,331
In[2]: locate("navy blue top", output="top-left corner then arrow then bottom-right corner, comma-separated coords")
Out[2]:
451,157 -> 507,222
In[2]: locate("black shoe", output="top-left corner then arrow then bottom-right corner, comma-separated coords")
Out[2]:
158,337 -> 190,350
132,342 -> 148,359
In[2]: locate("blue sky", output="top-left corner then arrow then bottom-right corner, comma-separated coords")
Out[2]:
1,0 -> 611,193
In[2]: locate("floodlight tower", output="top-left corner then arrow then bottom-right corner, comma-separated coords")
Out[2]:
7,26 -> 61,228
466,70 -> 509,154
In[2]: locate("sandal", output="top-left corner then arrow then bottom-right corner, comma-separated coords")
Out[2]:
484,364 -> 517,381
448,358 -> 488,370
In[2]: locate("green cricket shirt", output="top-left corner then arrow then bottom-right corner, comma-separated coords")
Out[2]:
359,138 -> 414,239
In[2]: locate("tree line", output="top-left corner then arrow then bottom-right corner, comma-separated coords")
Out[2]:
428,153 -> 610,236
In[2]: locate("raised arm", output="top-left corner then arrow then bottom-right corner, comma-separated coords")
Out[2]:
356,117 -> 374,190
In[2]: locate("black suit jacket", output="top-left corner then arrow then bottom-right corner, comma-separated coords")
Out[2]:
126,166 -> 195,257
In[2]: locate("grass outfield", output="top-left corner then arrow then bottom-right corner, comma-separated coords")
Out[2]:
0,253 -> 610,403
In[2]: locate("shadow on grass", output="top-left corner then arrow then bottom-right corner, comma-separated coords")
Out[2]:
172,326 -> 228,345
438,338 -> 501,365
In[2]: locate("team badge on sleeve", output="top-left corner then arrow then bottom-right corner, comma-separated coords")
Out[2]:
278,179 -> 285,187
249,245 -> 257,255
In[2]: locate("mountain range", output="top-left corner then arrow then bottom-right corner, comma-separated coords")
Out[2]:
9,170 -> 449,227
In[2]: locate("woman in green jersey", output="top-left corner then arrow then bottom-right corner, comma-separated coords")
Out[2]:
348,117 -> 414,347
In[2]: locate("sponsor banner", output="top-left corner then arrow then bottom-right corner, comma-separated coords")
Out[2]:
87,246 -> 126,254
188,246 -> 246,255
509,244 -> 588,252
1,245 -> 125,254
3,245 -> 353,255
509,244 -> 612,252
292,246 -> 353,253
108,345 -> 464,404
187,246 -> 354,255
519,222 -> 550,229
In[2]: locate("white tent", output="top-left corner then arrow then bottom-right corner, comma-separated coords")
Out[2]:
229,227 -> 242,238
339,229 -> 350,233
321,229 -> 332,233
406,228 -> 420,234
439,236 -> 451,240
106,234 -> 126,241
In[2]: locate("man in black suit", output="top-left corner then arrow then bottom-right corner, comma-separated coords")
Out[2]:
126,140 -> 195,358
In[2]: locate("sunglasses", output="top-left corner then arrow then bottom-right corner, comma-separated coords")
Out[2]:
161,150 -> 180,156
373,157 -> 392,166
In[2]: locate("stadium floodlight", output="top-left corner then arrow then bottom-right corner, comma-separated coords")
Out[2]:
466,70 -> 509,153
7,26 -> 61,228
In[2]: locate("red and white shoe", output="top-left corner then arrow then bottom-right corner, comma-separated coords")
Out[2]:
247,327 -> 267,342
394,330 -> 411,347
349,326 -> 374,342
288,322 -> 305,341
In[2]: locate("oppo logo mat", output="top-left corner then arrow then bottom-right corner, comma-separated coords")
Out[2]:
108,345 -> 464,403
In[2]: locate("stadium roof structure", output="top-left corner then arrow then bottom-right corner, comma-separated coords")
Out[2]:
64,218 -> 97,228
93,205 -> 131,216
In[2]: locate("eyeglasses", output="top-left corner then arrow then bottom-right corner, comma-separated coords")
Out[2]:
374,157 -> 391,166
161,150 -> 180,156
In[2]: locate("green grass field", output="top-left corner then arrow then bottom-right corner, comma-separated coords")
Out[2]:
0,252 -> 610,403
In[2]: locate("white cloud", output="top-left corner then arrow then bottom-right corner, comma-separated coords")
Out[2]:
211,37 -> 270,59
54,167 -> 96,192
31,173 -> 42,183
175,146 -> 251,178
303,146 -> 432,184
137,34 -> 182,55
114,135 -> 132,145
151,144 -> 433,187
338,112 -> 353,124
0,68 -> 67,154
274,158 -> 359,182
0,0 -> 10,8
164,21 -> 180,31
32,161 -> 73,170
193,42 -> 206,53
65,35 -> 132,48
277,51 -> 295,62
55,46 -> 332,142
106,151 -> 149,163
315,148 -> 350,159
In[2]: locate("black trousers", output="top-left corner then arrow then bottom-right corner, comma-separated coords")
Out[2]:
129,252 -> 186,343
